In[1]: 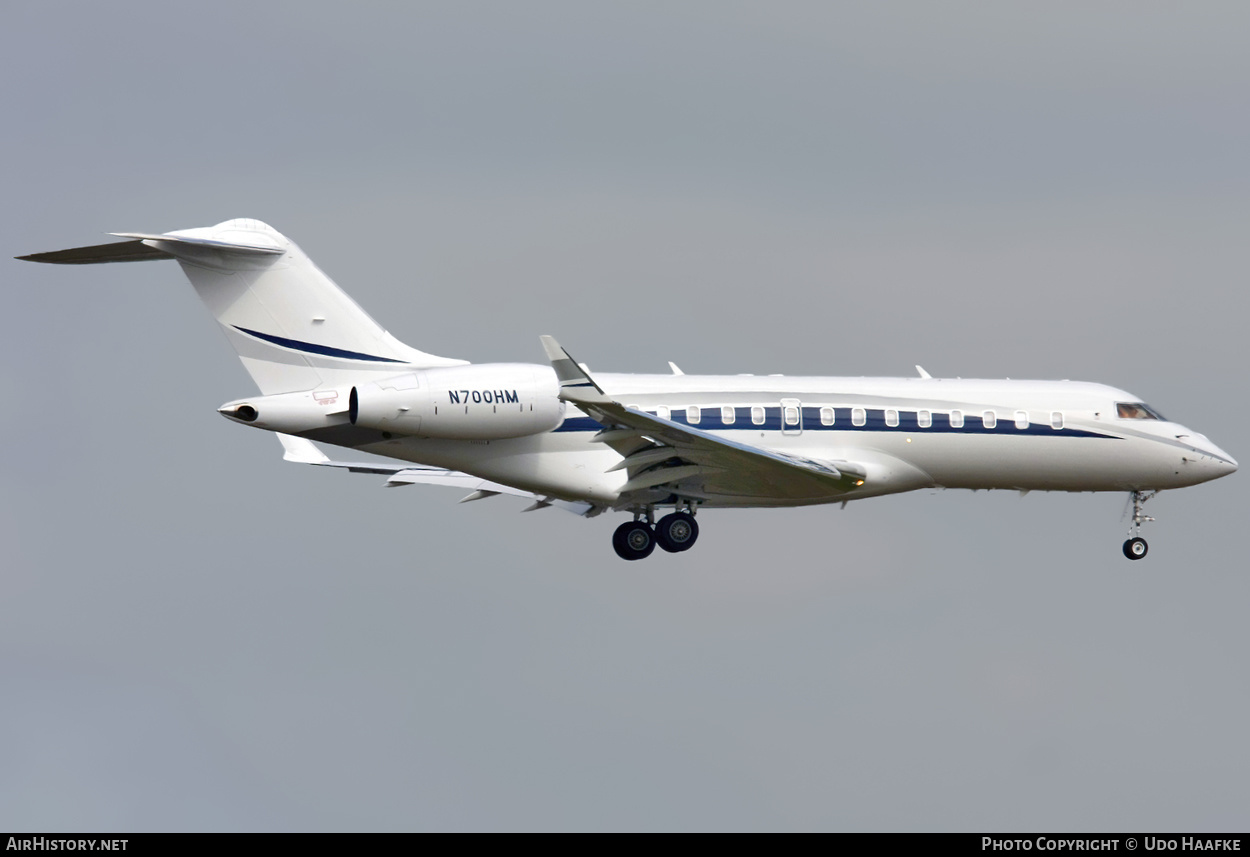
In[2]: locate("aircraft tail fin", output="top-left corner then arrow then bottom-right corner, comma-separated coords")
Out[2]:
20,219 -> 466,394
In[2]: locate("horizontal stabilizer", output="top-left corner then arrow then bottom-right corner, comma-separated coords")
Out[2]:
16,240 -> 168,265
111,232 -> 284,256
18,230 -> 284,265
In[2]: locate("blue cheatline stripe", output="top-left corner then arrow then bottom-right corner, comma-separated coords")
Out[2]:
231,326 -> 407,363
553,406 -> 1116,439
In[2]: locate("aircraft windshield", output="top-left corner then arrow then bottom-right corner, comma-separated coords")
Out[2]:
1116,402 -> 1166,420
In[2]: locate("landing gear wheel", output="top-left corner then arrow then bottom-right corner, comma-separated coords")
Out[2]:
655,512 -> 699,553
613,521 -> 656,561
1123,537 -> 1148,560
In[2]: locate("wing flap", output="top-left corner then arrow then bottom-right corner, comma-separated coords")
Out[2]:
620,463 -> 722,493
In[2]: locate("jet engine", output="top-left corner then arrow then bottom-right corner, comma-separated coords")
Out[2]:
349,363 -> 565,439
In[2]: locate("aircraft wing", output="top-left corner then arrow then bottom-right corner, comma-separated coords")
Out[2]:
540,336 -> 867,503
275,433 -> 602,515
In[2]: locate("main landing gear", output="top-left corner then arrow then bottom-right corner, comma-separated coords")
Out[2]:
612,506 -> 700,561
1122,490 -> 1156,561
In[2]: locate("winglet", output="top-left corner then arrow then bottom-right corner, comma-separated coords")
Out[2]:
539,335 -> 610,403
276,433 -> 329,464
915,365 -> 932,379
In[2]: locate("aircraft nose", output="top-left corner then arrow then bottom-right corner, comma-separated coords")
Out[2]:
1190,438 -> 1237,479
1167,428 -> 1236,485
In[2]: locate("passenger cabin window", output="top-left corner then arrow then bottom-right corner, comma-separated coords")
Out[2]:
657,406 -> 670,421
1050,411 -> 1064,430
852,408 -> 866,427
918,410 -> 932,428
982,410 -> 997,429
721,405 -> 735,425
751,406 -> 765,425
885,409 -> 899,427
1117,402 -> 1166,420
820,407 -> 834,426
1014,410 -> 1029,429
784,406 -> 800,426
686,405 -> 701,424
950,410 -> 964,428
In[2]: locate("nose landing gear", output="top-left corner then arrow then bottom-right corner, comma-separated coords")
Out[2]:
1122,490 -> 1156,561
612,504 -> 700,560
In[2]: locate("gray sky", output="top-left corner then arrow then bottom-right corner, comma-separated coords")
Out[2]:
2,1 -> 1248,831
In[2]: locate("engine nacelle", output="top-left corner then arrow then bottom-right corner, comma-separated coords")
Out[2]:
350,363 -> 565,439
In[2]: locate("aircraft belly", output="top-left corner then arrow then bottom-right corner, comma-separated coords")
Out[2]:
889,434 -> 1186,491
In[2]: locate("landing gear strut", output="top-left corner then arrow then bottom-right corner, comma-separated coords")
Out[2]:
612,504 -> 700,560
1122,490 -> 1156,561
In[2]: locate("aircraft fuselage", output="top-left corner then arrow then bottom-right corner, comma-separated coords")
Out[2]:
326,372 -> 1236,507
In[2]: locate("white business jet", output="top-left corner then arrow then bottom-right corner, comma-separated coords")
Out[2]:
20,219 -> 1237,561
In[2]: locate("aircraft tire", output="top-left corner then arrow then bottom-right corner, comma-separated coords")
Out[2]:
613,521 -> 656,561
1122,537 -> 1148,560
655,512 -> 699,553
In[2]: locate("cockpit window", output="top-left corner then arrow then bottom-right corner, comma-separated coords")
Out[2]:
1116,402 -> 1166,420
